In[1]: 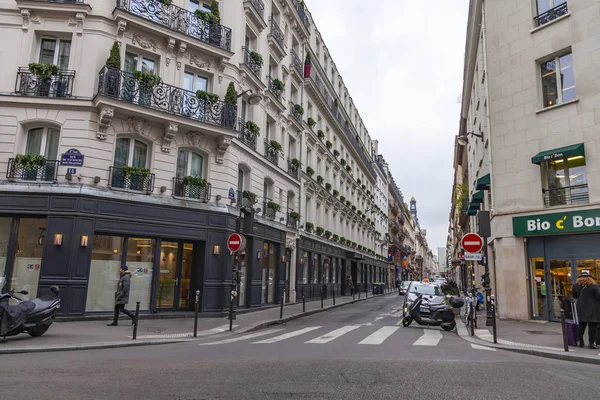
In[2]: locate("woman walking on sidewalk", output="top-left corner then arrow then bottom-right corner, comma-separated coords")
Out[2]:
107,265 -> 135,326
572,271 -> 600,349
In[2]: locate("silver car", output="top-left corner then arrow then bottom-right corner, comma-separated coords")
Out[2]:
399,280 -> 415,295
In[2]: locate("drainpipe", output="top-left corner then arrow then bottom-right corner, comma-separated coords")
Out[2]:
481,2 -> 495,216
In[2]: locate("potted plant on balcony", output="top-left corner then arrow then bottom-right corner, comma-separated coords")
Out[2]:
12,154 -> 44,181
28,62 -> 59,97
324,230 -> 332,239
317,130 -> 325,140
305,222 -> 314,233
245,120 -> 260,137
242,190 -> 258,208
357,178 -> 362,185
272,78 -> 285,91
340,158 -> 347,166
133,71 -> 161,107
293,104 -> 304,116
340,195 -> 346,202
326,140 -> 332,149
269,140 -> 283,155
197,90 -> 220,104
346,165 -> 352,172
307,117 -> 316,129
316,226 -> 324,236
346,200 -> 351,207
290,158 -> 302,171
158,0 -> 171,5
333,189 -> 339,197
103,42 -> 123,97
362,184 -> 367,190
332,234 -> 339,242
122,166 -> 150,191
249,51 -> 264,68
289,211 -> 300,222
351,205 -> 356,211
325,183 -> 332,191
340,237 -> 346,245
304,52 -> 311,78
180,175 -> 208,200
317,175 -> 324,184
306,166 -> 315,177
333,149 -> 339,157
266,201 -> 280,219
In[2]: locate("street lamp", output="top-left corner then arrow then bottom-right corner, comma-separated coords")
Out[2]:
237,89 -> 262,105
457,131 -> 483,146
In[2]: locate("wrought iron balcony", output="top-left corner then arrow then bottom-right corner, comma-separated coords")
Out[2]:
293,0 -> 310,28
264,141 -> 279,165
246,0 -> 264,19
15,68 -> 75,98
267,75 -> 284,100
290,49 -> 303,76
268,17 -> 285,50
97,66 -> 237,130
242,47 -> 262,79
28,0 -> 86,3
172,177 -> 211,202
108,166 -> 155,193
534,2 -> 568,27
237,119 -> 257,150
236,189 -> 259,209
289,102 -> 303,124
287,158 -> 300,180
263,198 -> 276,219
287,211 -> 299,228
116,0 -> 232,51
543,184 -> 589,207
6,158 -> 58,182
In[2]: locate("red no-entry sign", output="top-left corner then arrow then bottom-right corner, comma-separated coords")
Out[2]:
227,233 -> 246,253
461,233 -> 483,253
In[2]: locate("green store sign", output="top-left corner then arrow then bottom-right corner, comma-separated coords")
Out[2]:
513,208 -> 600,236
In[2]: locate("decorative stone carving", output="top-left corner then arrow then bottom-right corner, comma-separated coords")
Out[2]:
68,13 -> 85,35
215,138 -> 231,164
178,42 -> 187,55
186,131 -> 204,147
162,122 -> 178,153
132,34 -> 156,51
218,62 -> 226,84
286,238 -> 297,251
97,106 -> 114,140
127,117 -> 148,135
190,53 -> 210,70
117,21 -> 127,42
166,37 -> 176,67
176,61 -> 182,70
21,9 -> 30,31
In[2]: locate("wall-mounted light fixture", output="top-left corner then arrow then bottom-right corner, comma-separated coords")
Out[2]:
299,258 -> 305,265
94,176 -> 101,184
281,255 -> 286,263
216,195 -> 222,201
54,234 -> 63,246
160,186 -> 167,193
81,235 -> 89,247
213,245 -> 220,255
257,251 -> 262,260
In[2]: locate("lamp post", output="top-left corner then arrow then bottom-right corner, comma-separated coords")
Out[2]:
456,131 -> 484,146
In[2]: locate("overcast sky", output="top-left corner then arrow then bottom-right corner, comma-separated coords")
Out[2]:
305,0 -> 469,253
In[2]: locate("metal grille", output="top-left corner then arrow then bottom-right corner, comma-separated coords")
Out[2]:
534,2 -> 568,26
108,166 -> 155,193
287,158 -> 300,180
267,75 -> 284,100
237,119 -> 257,150
543,184 -> 589,207
290,49 -> 303,76
6,159 -> 58,182
269,17 -> 285,49
15,68 -> 75,98
172,177 -> 211,202
247,0 -> 265,18
264,141 -> 279,165
242,47 -> 262,79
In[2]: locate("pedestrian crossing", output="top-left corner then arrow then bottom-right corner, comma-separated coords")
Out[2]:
198,324 -> 491,350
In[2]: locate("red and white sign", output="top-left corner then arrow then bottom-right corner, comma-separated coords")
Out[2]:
461,233 -> 483,253
227,233 -> 246,253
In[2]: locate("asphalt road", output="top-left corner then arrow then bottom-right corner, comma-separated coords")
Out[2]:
2,294 -> 600,400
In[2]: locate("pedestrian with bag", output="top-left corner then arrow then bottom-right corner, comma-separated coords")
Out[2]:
107,265 -> 135,326
572,270 -> 600,349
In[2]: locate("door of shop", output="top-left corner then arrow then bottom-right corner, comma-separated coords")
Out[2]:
156,241 -> 197,310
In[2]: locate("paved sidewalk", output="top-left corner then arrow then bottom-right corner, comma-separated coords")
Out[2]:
456,308 -> 600,364
0,289 -> 395,354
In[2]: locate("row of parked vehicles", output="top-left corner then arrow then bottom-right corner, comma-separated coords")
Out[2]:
399,279 -> 464,332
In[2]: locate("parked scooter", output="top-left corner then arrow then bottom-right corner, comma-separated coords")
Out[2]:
401,293 -> 464,332
0,286 -> 61,338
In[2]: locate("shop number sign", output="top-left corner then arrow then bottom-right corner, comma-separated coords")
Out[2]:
513,208 -> 600,236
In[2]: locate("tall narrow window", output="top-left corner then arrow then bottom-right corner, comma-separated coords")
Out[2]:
541,52 -> 575,108
183,71 -> 208,92
25,127 -> 60,160
114,138 -> 148,168
39,38 -> 71,70
535,1 -> 568,26
124,52 -> 156,74
176,150 -> 203,178
237,168 -> 244,192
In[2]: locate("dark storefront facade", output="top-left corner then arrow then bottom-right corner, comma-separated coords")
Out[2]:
0,191 -> 285,316
296,236 -> 388,300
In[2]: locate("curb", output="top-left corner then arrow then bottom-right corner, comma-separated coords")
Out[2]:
454,318 -> 600,365
0,291 -> 396,354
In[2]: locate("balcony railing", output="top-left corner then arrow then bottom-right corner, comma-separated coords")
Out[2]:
246,0 -> 264,18
15,68 -> 75,98
29,0 -> 85,3
242,47 -> 262,79
264,141 -> 279,165
287,211 -> 299,228
268,17 -> 285,49
293,0 -> 310,28
263,197 -> 275,219
6,158 -> 58,182
289,101 -> 303,124
287,158 -> 300,180
534,2 -> 568,27
172,177 -> 211,202
236,190 -> 260,209
290,49 -> 303,76
116,0 -> 232,51
97,66 -> 237,130
543,184 -> 589,207
267,75 -> 283,100
109,166 -> 155,193
237,119 -> 257,150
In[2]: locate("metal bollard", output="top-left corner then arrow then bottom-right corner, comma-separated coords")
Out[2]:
280,295 -> 284,319
302,294 -> 305,312
321,287 -> 324,309
352,288 -> 355,301
132,301 -> 140,340
491,295 -> 497,344
193,290 -> 200,337
560,309 -> 569,352
358,287 -> 361,299
469,301 -> 475,337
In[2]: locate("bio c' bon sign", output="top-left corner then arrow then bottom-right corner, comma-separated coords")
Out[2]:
513,208 -> 600,236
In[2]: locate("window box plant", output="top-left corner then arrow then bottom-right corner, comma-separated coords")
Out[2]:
249,51 -> 264,67
316,226 -> 324,236
317,129 -> 325,139
340,237 -> 346,245
307,117 -> 316,128
133,70 -> 161,106
324,230 -> 332,239
325,183 -> 332,191
291,158 -> 302,171
357,178 -> 362,185
121,166 -> 150,191
332,234 -> 339,242
326,140 -> 332,149
289,211 -> 300,221
346,200 -> 351,207
306,166 -> 315,177
13,154 -> 45,181
196,90 -> 220,103
340,196 -> 346,202
340,158 -> 347,166
333,189 -> 339,197
333,149 -> 340,157
317,175 -> 324,184
269,140 -> 283,154
266,201 -> 280,218
351,205 -> 356,211
346,165 -> 352,172
304,52 -> 311,78
305,222 -> 314,232
294,104 -> 304,115
28,62 -> 59,97
362,184 -> 366,190
242,190 -> 258,208
273,78 -> 285,91
246,120 -> 260,136
158,0 -> 171,5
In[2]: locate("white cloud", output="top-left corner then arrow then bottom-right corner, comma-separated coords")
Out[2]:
305,0 -> 470,250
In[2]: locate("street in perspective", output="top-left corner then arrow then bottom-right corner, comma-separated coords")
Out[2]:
1,0 -> 600,399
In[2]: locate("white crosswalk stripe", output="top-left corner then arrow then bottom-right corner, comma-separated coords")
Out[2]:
412,329 -> 443,346
305,325 -> 360,344
253,327 -> 322,344
358,326 -> 399,345
199,328 -> 283,346
131,324 -> 237,339
471,343 -> 496,351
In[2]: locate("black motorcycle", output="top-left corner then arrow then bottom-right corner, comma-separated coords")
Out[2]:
401,293 -> 464,332
0,286 -> 61,338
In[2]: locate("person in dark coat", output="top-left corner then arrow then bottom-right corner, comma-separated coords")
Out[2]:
107,265 -> 135,326
572,271 -> 600,349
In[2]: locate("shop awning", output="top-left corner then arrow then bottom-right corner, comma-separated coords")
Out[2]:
476,174 -> 490,190
471,191 -> 484,203
466,209 -> 477,216
468,201 -> 481,210
531,143 -> 585,164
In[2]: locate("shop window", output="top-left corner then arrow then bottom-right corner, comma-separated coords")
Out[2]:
126,238 -> 154,310
540,52 -> 575,108
24,127 -> 60,160
541,155 -> 588,207
0,218 -> 12,291
301,251 -> 308,284
86,236 -> 124,312
10,218 -> 46,301
39,38 -> 71,71
575,260 -> 600,282
238,249 -> 247,307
